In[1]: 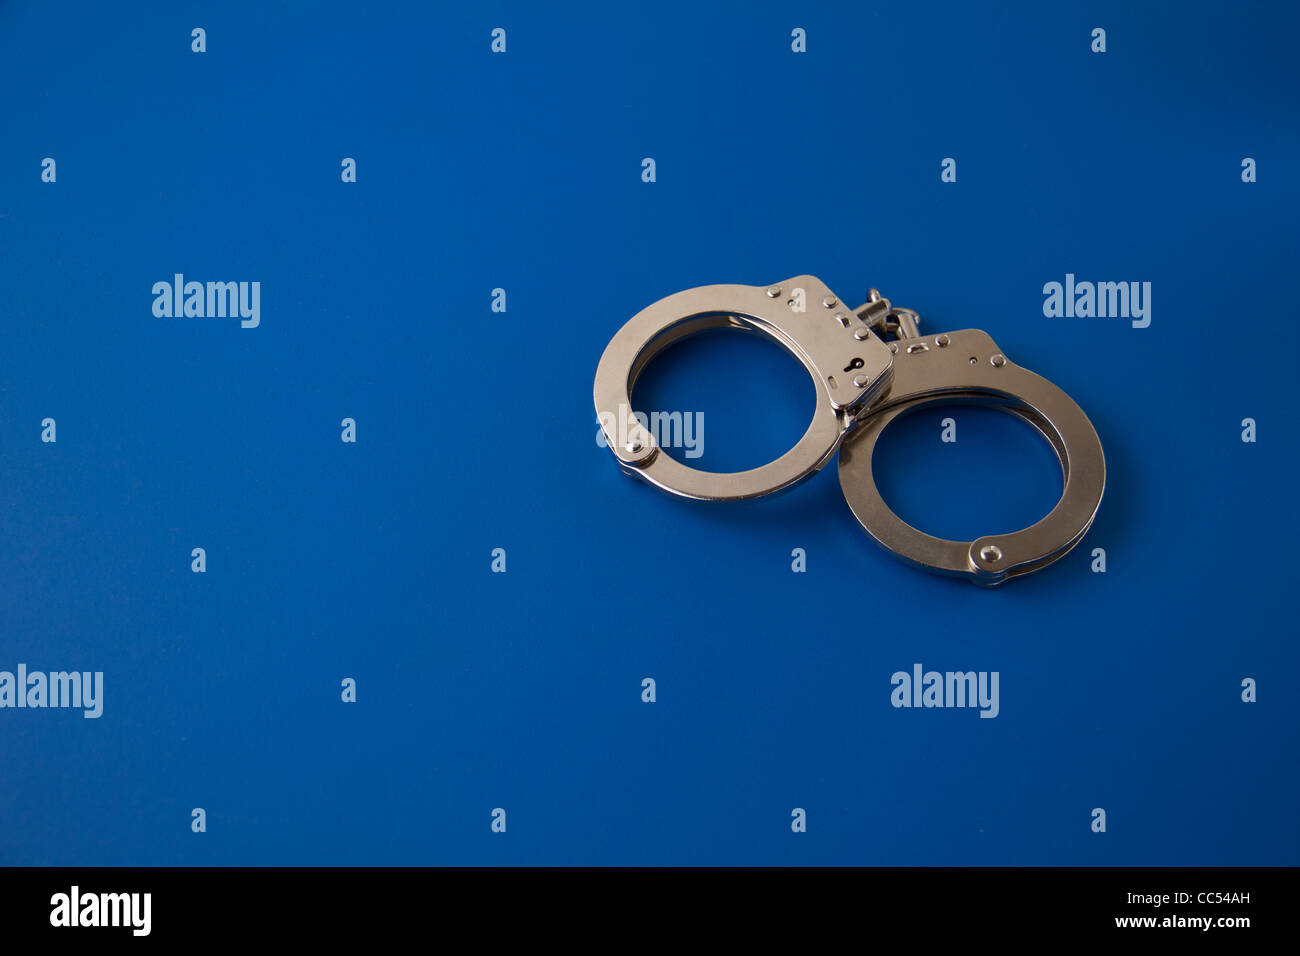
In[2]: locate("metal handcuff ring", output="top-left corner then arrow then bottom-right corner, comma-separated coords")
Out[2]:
593,276 -> 1106,585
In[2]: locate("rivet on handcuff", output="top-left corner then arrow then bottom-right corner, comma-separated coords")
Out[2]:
593,276 -> 1105,586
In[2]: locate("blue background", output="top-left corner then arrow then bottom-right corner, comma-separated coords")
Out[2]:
1,1 -> 1296,865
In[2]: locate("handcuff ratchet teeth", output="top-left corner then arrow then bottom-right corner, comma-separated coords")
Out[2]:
593,276 -> 1105,586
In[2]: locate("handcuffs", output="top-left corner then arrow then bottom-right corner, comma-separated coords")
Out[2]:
593,276 -> 1105,586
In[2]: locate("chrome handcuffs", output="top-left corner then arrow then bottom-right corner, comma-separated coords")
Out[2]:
593,276 -> 1105,586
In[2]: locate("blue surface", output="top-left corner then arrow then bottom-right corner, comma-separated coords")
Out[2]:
1,1 -> 1297,866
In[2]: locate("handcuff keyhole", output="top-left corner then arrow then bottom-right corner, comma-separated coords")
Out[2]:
843,357 -> 865,373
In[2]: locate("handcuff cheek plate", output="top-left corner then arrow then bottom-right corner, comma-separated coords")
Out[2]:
837,329 -> 1106,585
593,277 -> 895,502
